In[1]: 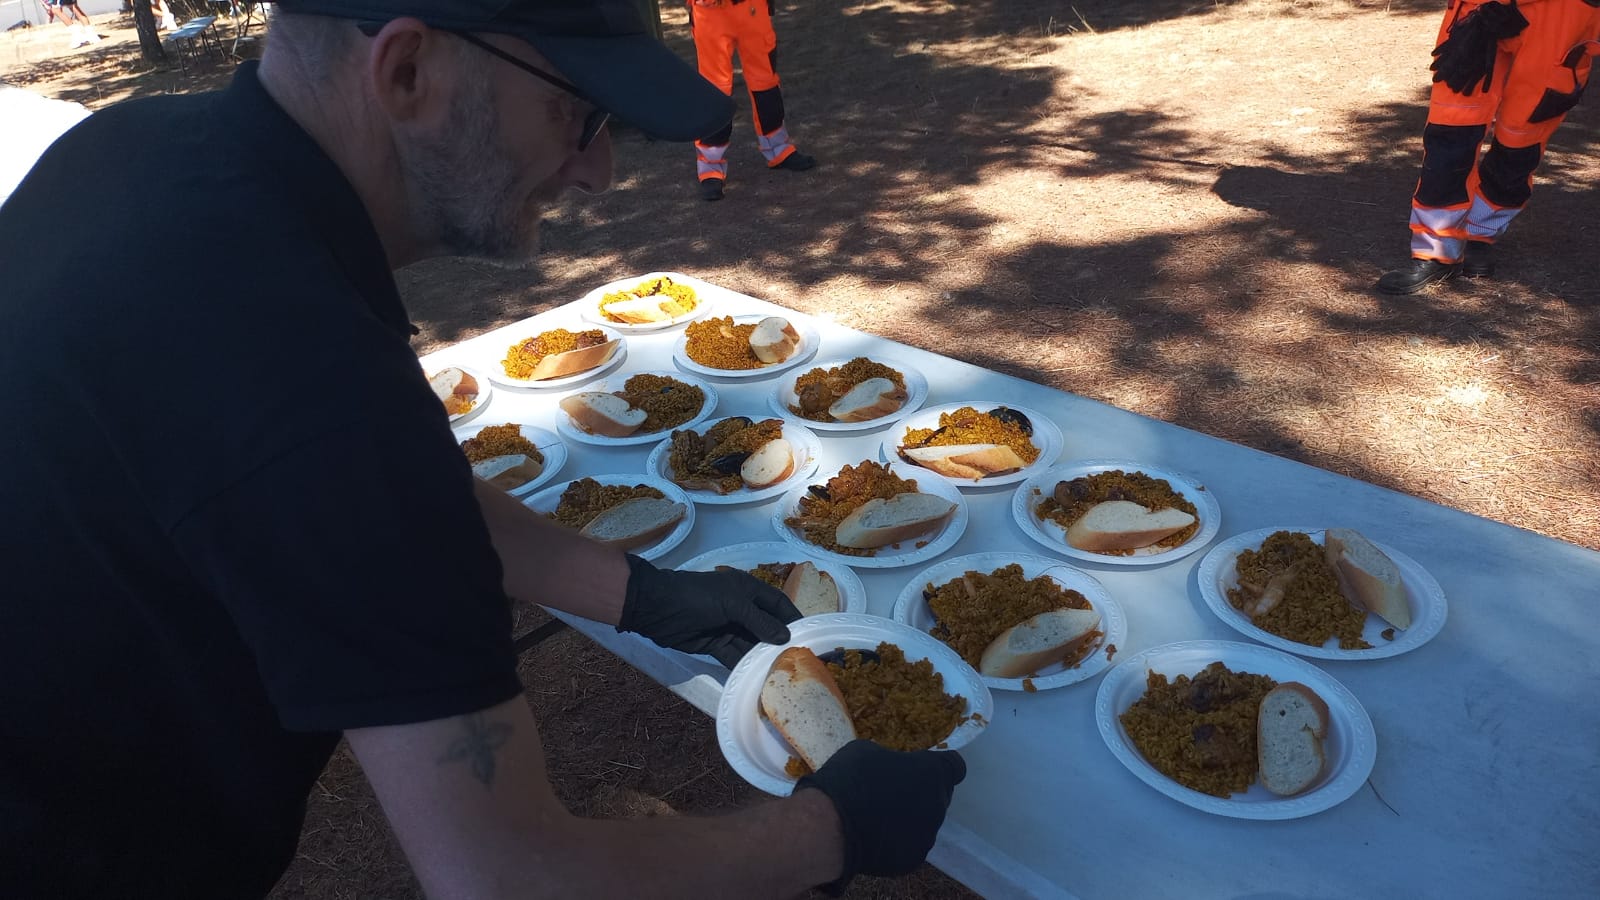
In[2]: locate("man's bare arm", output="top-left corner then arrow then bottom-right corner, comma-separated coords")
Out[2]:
348,694 -> 844,900
473,477 -> 629,625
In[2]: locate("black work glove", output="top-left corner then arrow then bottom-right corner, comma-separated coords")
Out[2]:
616,554 -> 801,668
797,739 -> 968,894
1431,0 -> 1529,96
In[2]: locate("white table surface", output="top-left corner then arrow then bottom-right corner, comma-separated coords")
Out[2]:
420,279 -> 1600,900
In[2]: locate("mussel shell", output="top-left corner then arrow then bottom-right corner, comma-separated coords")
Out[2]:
817,647 -> 882,667
988,406 -> 1034,436
807,484 -> 831,500
708,450 -> 752,475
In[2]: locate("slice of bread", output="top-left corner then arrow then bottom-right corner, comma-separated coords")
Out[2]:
828,377 -> 909,423
1323,528 -> 1411,630
902,443 -> 1027,480
527,338 -> 621,381
834,492 -> 956,549
578,497 -> 687,550
1257,683 -> 1330,797
781,561 -> 842,617
471,454 -> 543,491
740,437 -> 795,489
750,317 -> 802,364
428,366 -> 478,403
559,392 -> 648,437
1065,500 -> 1196,552
760,647 -> 856,771
603,296 -> 673,324
979,607 -> 1102,678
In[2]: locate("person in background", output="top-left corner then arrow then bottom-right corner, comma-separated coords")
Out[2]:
1377,0 -> 1600,294
0,1 -> 964,897
687,0 -> 815,201
51,0 -> 100,47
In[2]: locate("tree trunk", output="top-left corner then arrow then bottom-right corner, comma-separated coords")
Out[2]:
133,2 -> 166,64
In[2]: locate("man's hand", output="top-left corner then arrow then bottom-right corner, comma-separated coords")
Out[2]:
797,740 -> 968,893
617,554 -> 801,667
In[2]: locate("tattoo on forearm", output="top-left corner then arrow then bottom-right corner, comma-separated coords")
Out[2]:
437,713 -> 514,787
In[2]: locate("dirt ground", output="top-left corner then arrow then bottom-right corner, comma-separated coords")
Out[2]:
4,1 -> 1596,898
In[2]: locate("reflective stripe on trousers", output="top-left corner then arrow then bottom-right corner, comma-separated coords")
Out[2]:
757,124 -> 795,166
696,142 -> 729,181
1409,178 -> 1528,261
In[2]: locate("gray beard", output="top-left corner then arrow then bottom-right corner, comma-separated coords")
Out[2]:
396,85 -> 539,263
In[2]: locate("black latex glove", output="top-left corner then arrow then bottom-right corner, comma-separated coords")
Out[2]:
797,740 -> 968,894
1431,0 -> 1529,96
616,554 -> 801,667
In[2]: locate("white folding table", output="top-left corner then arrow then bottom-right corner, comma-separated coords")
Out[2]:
419,279 -> 1600,900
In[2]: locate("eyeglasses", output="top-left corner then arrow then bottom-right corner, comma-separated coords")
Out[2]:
452,31 -> 611,152
355,22 -> 611,152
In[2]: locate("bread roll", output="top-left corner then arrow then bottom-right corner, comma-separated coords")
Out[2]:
471,454 -> 543,491
1065,500 -> 1196,552
902,443 -> 1028,480
602,296 -> 673,324
780,561 -> 841,617
428,366 -> 478,404
559,392 -> 647,437
740,438 -> 795,489
979,607 -> 1102,678
750,317 -> 802,364
834,493 -> 956,549
578,497 -> 686,550
1323,528 -> 1411,630
760,647 -> 856,771
828,377 -> 909,422
527,338 -> 621,381
1257,683 -> 1330,797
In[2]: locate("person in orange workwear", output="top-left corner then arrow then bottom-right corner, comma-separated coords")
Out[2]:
1378,0 -> 1600,294
688,0 -> 815,201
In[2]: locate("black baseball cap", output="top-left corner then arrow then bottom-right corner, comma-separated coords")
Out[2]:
273,0 -> 732,141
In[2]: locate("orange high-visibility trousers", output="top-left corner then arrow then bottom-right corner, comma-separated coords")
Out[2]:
1408,0 -> 1600,262
689,0 -> 798,181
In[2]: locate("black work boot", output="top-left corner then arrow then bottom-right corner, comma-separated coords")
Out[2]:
1376,258 -> 1459,295
774,152 -> 815,172
1462,241 -> 1495,278
699,177 -> 725,202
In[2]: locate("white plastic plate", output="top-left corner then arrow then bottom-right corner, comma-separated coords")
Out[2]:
679,542 -> 867,616
879,402 -> 1065,489
644,417 -> 822,506
450,422 -> 567,498
671,313 -> 821,379
430,364 -> 493,426
1094,639 -> 1376,820
1011,459 -> 1221,567
555,370 -> 719,448
483,323 -> 627,390
767,356 -> 930,433
578,271 -> 713,332
1196,527 -> 1448,660
717,613 -> 994,796
770,461 -> 969,569
892,552 -> 1126,692
522,474 -> 695,562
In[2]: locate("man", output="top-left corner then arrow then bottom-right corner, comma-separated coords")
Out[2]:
1377,0 -> 1600,294
0,1 -> 964,897
688,0 -> 815,201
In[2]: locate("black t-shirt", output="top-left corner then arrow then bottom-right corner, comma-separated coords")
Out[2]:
0,64 -> 523,897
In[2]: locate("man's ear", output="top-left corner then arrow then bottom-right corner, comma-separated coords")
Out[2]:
366,18 -> 451,126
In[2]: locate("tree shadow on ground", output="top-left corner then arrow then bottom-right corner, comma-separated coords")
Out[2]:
395,0 -> 1598,544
